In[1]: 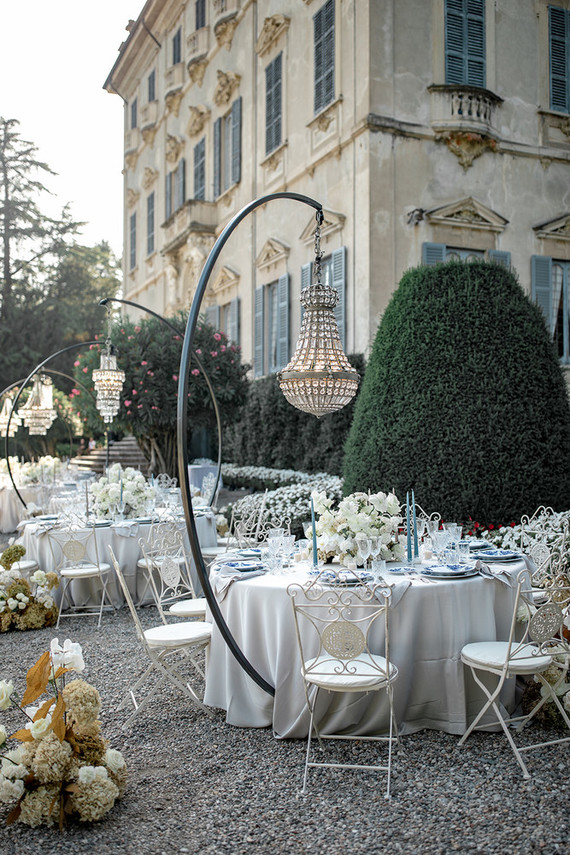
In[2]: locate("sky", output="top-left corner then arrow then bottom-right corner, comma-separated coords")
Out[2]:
1,1 -> 140,258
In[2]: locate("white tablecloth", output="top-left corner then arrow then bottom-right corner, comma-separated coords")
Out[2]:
18,512 -> 218,607
0,485 -> 48,533
204,559 -> 528,738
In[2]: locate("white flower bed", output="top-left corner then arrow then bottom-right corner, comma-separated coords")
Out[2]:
221,463 -> 324,491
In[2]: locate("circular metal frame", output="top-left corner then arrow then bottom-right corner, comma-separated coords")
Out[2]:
177,192 -> 324,698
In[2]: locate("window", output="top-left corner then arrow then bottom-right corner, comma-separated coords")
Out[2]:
130,98 -> 137,130
146,193 -> 155,256
205,300 -> 240,344
254,275 -> 290,377
196,0 -> 206,30
422,242 -> 510,267
194,138 -> 206,200
301,247 -> 347,350
213,98 -> 242,197
148,70 -> 156,102
444,0 -> 485,87
265,53 -> 282,155
129,212 -> 136,270
550,6 -> 570,113
314,0 -> 335,114
165,159 -> 186,219
172,26 -> 182,64
532,256 -> 570,362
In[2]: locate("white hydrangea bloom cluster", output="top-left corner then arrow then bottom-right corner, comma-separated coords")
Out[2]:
221,463 -> 325,490
89,463 -> 155,519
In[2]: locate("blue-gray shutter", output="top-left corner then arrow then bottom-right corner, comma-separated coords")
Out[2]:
165,171 -> 172,219
277,273 -> 290,370
146,192 -> 155,256
265,54 -> 282,155
254,287 -> 264,377
332,247 -> 346,350
422,242 -> 446,265
205,305 -> 220,329
131,98 -> 138,130
196,0 -> 206,30
301,261 -> 312,323
194,138 -> 206,200
231,97 -> 242,186
445,0 -> 485,88
175,158 -> 186,210
488,250 -> 511,269
213,118 -> 221,198
314,0 -> 335,114
129,212 -> 136,270
531,255 -> 553,335
228,297 -> 240,345
550,6 -> 570,112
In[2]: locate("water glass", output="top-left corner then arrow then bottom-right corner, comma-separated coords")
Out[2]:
457,541 -> 471,563
371,558 -> 387,582
355,534 -> 372,569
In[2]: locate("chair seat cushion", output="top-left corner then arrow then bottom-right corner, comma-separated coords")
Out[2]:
303,654 -> 397,691
169,598 -> 207,617
461,641 -> 552,674
144,621 -> 212,649
61,563 -> 111,579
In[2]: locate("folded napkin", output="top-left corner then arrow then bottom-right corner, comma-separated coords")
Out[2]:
113,521 -> 140,537
211,562 -> 265,601
476,559 -> 532,590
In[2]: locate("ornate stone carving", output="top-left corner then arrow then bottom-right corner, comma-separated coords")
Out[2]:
425,197 -> 508,233
264,151 -> 282,172
141,125 -> 157,147
166,134 -> 184,164
300,209 -> 346,244
437,130 -> 498,170
214,16 -> 238,51
214,70 -> 241,106
256,238 -> 290,271
126,188 -> 140,208
125,150 -> 138,171
534,213 -> 570,242
187,105 -> 210,137
559,118 -> 570,138
142,167 -> 158,190
256,15 -> 290,57
165,263 -> 180,307
165,90 -> 183,117
211,265 -> 240,296
315,113 -> 333,133
188,59 -> 208,87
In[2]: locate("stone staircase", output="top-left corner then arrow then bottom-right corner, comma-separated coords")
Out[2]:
70,436 -> 149,476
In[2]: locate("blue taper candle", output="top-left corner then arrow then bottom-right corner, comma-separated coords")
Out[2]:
310,496 -> 318,568
412,489 -> 419,558
406,491 -> 411,562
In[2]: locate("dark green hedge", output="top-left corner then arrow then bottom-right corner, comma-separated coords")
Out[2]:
223,354 -> 365,475
342,261 -> 570,525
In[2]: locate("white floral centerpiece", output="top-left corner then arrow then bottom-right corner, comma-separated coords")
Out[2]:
19,456 -> 63,485
89,463 -> 155,519
312,490 -> 405,565
0,638 -> 126,828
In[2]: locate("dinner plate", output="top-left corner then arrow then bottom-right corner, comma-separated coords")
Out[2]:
316,569 -> 374,586
132,517 -> 153,524
94,521 -> 111,528
422,562 -> 478,577
236,549 -> 262,558
422,568 -> 479,579
468,540 -> 491,551
222,561 -> 264,573
37,515 -> 58,521
477,548 -> 520,561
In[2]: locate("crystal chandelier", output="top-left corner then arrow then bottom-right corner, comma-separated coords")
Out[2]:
92,306 -> 125,424
0,390 -> 22,437
18,375 -> 57,436
279,214 -> 359,417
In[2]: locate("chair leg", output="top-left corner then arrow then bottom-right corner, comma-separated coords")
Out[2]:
56,578 -> 72,628
458,667 -> 505,746
302,703 -> 316,795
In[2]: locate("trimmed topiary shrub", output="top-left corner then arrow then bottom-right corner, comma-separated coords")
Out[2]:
224,354 -> 365,475
342,260 -> 570,525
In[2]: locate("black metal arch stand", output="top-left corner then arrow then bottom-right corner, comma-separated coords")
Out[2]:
177,192 -> 324,698
99,297 -> 223,506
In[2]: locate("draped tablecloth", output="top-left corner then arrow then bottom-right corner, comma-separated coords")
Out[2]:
18,512 -> 218,607
203,559 -> 527,738
0,485 -> 48,533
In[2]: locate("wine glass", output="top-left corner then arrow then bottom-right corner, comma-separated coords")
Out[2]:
355,534 -> 372,570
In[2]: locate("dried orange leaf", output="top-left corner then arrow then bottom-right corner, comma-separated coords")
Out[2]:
35,697 -> 56,721
21,650 -> 52,706
51,695 -> 66,742
53,666 -> 70,680
5,801 -> 22,826
10,728 -> 33,742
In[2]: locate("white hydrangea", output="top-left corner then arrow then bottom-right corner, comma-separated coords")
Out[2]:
0,775 -> 25,804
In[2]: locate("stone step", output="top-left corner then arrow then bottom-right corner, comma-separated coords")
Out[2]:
70,436 -> 149,476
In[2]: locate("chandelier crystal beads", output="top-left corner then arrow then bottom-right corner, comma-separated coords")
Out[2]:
92,307 -> 125,424
0,391 -> 22,438
19,375 -> 57,436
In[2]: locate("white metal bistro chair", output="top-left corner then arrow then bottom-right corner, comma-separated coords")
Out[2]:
458,576 -> 570,778
108,547 -> 213,729
288,575 -> 400,797
47,525 -> 113,629
140,525 -> 207,621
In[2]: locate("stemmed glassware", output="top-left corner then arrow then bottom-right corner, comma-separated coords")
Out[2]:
355,534 -> 372,570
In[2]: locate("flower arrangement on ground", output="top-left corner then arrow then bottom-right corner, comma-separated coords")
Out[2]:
0,546 -> 59,632
0,638 -> 126,828
89,463 -> 155,519
312,490 -> 405,565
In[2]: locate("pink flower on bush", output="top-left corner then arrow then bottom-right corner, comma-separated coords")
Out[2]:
124,400 -> 132,407
195,348 -> 202,355
137,404 -> 143,409
172,374 -> 178,381
191,369 -> 200,376
213,332 -> 222,341
210,351 -> 218,358
82,367 -> 88,373
141,360 -> 147,366
132,389 -> 137,395
74,360 -> 80,367
147,370 -> 154,376
134,326 -> 141,333
220,345 -> 226,352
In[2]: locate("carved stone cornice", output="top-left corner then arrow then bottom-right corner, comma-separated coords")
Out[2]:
211,265 -> 240,296
141,125 -> 158,147
425,197 -> 508,233
165,90 -> 184,117
166,134 -> 184,164
214,16 -> 238,51
300,209 -> 345,244
126,188 -> 140,208
533,213 -> 570,242
142,167 -> 158,190
125,150 -> 138,171
436,130 -> 498,170
187,105 -> 211,137
256,15 -> 290,57
255,238 -> 290,271
214,70 -> 241,106
188,58 -> 208,87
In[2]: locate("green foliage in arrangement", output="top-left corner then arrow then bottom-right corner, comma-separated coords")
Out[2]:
72,312 -> 249,476
223,355 -> 365,475
343,260 -> 570,525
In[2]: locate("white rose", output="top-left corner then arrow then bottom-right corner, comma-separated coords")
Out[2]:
50,638 -> 85,673
31,569 -> 47,586
28,715 -> 51,740
7,598 -> 18,611
0,680 -> 14,710
104,748 -> 126,774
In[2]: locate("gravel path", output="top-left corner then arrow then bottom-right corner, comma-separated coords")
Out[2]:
0,534 -> 569,854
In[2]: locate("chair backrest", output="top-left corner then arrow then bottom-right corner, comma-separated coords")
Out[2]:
500,574 -> 570,667
287,576 -> 392,684
108,546 -> 149,648
138,521 -> 197,622
48,526 -> 102,573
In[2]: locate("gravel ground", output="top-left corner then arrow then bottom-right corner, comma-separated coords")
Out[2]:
0,534 -> 569,855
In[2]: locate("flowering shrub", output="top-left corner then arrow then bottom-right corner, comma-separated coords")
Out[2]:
0,546 -> 59,632
0,639 -> 126,827
221,463 -> 321,491
312,490 -> 405,564
89,464 -> 155,519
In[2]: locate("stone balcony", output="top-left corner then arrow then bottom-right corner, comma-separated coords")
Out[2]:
164,62 -> 185,96
124,128 -> 141,151
162,200 -> 218,255
140,100 -> 159,128
187,26 -> 210,62
428,84 -> 503,138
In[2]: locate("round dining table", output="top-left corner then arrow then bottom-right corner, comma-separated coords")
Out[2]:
203,557 -> 531,738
